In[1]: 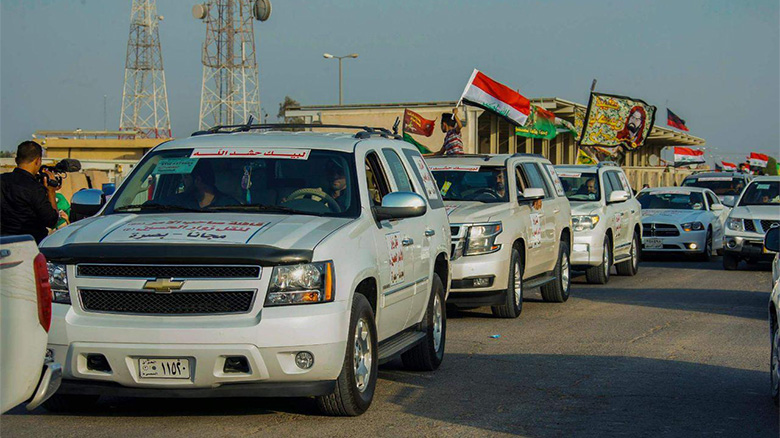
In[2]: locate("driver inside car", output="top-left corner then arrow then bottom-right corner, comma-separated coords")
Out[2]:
171,162 -> 239,209
494,171 -> 507,198
321,161 -> 349,211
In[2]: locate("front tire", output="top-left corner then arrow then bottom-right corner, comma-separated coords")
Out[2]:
699,229 -> 713,262
492,249 -> 524,318
585,237 -> 610,284
316,294 -> 378,416
616,231 -> 640,276
402,273 -> 446,370
723,252 -> 740,270
772,321 -> 779,406
541,241 -> 571,303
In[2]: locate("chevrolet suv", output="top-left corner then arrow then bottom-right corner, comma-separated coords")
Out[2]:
427,154 -> 572,318
40,125 -> 451,416
555,163 -> 642,284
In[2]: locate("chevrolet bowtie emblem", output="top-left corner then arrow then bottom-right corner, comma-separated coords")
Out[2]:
143,278 -> 184,293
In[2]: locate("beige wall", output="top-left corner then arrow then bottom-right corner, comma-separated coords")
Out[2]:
41,138 -> 164,161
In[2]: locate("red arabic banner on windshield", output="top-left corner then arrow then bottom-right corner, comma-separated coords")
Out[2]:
580,92 -> 656,150
190,148 -> 310,160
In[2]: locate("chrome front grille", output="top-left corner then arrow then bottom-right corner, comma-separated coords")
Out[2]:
79,289 -> 256,315
744,220 -> 757,233
77,264 -> 261,279
760,220 -> 779,233
450,224 -> 467,260
642,223 -> 680,237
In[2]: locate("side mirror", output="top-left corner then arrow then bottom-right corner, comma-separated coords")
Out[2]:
519,188 -> 545,201
608,190 -> 630,203
373,192 -> 427,221
722,196 -> 736,208
710,203 -> 724,211
765,227 -> 780,253
70,189 -> 105,222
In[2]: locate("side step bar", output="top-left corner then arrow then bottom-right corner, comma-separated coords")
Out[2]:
378,330 -> 426,364
525,273 -> 556,289
614,253 -> 632,262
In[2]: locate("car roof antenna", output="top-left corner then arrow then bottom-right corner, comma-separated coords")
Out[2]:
392,117 -> 400,136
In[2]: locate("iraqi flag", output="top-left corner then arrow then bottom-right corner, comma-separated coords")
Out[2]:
459,69 -> 531,126
674,147 -> 705,164
720,161 -> 738,171
667,109 -> 689,131
747,152 -> 769,168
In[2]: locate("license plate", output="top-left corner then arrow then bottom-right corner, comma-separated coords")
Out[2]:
644,238 -> 663,249
139,358 -> 190,379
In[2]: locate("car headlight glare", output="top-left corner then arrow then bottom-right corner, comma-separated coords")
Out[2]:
572,215 -> 600,232
465,223 -> 502,256
265,261 -> 334,306
682,221 -> 705,232
726,218 -> 743,232
47,262 -> 70,304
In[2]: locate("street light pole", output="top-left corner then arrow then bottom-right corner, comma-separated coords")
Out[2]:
324,53 -> 358,106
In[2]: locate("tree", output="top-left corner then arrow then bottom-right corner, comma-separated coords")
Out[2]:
767,156 -> 778,176
0,150 -> 14,158
277,96 -> 305,130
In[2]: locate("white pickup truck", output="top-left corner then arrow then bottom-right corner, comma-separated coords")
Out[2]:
39,126 -> 451,416
0,234 -> 61,413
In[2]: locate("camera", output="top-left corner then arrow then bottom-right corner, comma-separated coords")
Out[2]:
38,158 -> 82,188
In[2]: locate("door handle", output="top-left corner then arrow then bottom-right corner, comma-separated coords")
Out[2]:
424,229 -> 435,237
553,209 -> 560,214
402,237 -> 414,246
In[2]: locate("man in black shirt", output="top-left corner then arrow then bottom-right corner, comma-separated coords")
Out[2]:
0,141 -> 60,243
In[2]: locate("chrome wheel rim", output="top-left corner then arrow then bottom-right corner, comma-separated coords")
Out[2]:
772,326 -> 779,396
513,260 -> 522,307
706,234 -> 712,256
353,318 -> 372,393
603,241 -> 610,278
631,235 -> 639,269
433,294 -> 443,352
561,251 -> 570,292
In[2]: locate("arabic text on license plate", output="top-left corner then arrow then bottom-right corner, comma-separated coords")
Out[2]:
139,358 -> 190,379
644,238 -> 663,249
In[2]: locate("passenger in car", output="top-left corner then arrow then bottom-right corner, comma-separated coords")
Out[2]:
172,162 -> 239,209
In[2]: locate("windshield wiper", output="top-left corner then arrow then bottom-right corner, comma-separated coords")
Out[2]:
114,203 -> 202,213
206,204 -> 326,216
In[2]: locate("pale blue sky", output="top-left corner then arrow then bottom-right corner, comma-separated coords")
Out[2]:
1,0 -> 778,162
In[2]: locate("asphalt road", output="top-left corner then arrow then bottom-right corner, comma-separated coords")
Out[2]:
3,255 -> 779,437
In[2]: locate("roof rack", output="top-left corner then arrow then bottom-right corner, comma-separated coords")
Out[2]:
191,123 -> 403,140
511,153 -> 544,159
597,161 -> 618,168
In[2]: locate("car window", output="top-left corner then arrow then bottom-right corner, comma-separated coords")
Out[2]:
365,151 -> 391,207
705,191 -> 719,209
606,172 -> 624,193
557,171 -> 600,201
682,176 -> 746,196
521,163 -> 551,198
402,149 -> 444,209
381,148 -> 414,193
603,172 -> 616,199
637,191 -> 705,210
738,181 -> 780,206
543,163 -> 565,197
431,166 -> 509,203
515,167 -> 527,192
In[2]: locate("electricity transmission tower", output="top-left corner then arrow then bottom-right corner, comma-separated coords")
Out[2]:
119,0 -> 172,138
194,0 -> 271,130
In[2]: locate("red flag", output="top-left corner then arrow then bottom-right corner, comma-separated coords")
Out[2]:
747,152 -> 769,167
403,109 -> 435,137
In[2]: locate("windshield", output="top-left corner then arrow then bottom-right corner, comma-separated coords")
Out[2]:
557,172 -> 601,201
106,148 -> 360,217
431,166 -> 508,203
637,191 -> 705,210
738,181 -> 780,206
682,176 -> 745,196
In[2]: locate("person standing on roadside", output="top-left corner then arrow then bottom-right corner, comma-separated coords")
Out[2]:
434,107 -> 464,155
0,141 -> 60,243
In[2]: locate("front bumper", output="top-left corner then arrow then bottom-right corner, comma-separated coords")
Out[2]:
26,361 -> 62,411
56,378 -> 335,398
48,300 -> 349,393
571,229 -> 606,267
642,229 -> 707,253
723,232 -> 776,260
447,245 -> 510,305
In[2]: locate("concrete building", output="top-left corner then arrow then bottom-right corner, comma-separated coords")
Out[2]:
33,130 -> 165,161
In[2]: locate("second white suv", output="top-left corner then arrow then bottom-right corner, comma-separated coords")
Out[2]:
723,176 -> 780,270
555,163 -> 642,284
428,154 -> 572,318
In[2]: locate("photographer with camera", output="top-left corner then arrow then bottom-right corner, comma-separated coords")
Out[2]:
0,141 -> 62,243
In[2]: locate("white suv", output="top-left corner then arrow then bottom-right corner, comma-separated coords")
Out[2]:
427,154 -> 572,318
555,164 -> 642,284
39,126 -> 452,416
723,176 -> 780,270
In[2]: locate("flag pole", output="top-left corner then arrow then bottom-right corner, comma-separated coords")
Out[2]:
575,79 -> 598,164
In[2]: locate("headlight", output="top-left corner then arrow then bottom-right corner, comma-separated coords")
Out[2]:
726,218 -> 744,232
465,223 -> 502,256
265,261 -> 334,306
572,215 -> 600,232
47,262 -> 70,304
681,221 -> 705,232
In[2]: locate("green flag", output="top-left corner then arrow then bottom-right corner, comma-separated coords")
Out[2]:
403,132 -> 432,154
515,105 -> 557,140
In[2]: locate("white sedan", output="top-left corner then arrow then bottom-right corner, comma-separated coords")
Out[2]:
637,187 -> 729,260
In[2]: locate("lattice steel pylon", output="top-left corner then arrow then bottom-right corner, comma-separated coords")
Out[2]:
195,0 -> 267,130
119,0 -> 172,138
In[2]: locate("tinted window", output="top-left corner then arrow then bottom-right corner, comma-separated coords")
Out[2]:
603,172 -> 616,198
557,171 -> 600,201
682,176 -> 746,196
365,152 -> 391,207
705,191 -> 719,208
521,163 -> 551,197
607,172 -> 624,192
637,191 -> 705,210
431,167 -> 509,203
403,149 -> 444,209
738,181 -> 780,206
382,149 -> 414,192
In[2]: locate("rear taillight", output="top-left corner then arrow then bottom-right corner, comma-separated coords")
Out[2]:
33,253 -> 52,333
